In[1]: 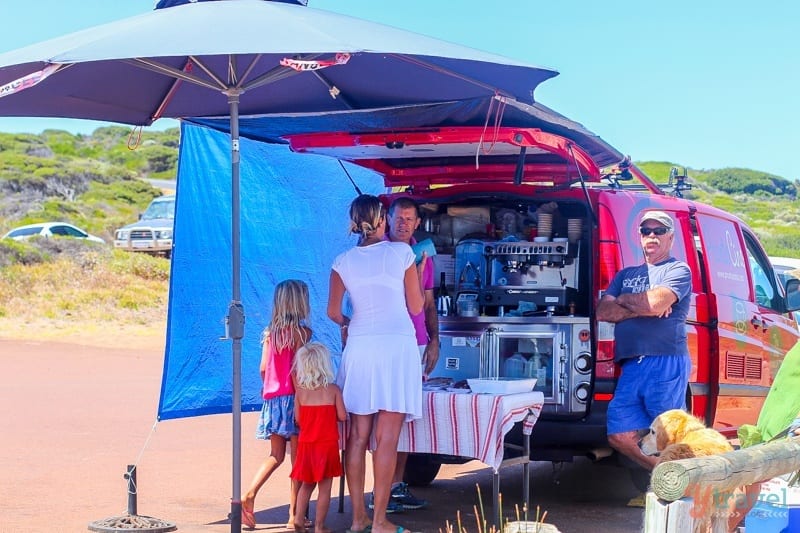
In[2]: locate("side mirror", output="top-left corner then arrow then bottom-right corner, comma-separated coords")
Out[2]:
786,278 -> 800,312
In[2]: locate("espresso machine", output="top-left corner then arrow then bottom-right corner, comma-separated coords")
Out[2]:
479,239 -> 579,315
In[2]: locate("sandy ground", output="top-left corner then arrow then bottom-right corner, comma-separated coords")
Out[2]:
0,323 -> 438,533
0,324 -> 287,533
0,321 -> 644,533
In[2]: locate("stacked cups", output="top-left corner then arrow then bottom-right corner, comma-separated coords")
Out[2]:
568,218 -> 582,243
537,213 -> 553,240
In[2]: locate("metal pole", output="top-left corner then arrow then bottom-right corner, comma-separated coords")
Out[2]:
227,89 -> 245,533
125,464 -> 137,516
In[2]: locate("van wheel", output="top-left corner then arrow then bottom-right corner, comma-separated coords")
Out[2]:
403,454 -> 442,487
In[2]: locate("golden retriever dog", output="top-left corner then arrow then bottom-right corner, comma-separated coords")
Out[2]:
639,409 -> 750,533
639,408 -> 733,461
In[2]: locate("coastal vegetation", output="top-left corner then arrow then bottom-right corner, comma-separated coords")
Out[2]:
0,127 -> 798,326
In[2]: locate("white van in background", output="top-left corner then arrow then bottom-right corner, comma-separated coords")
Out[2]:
113,195 -> 175,258
770,256 -> 800,328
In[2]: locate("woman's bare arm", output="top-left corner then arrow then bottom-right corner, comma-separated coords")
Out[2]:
404,264 -> 424,315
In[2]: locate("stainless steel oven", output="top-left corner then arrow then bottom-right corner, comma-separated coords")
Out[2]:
433,317 -> 593,415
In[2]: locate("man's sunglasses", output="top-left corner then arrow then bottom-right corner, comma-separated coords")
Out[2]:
640,227 -> 670,236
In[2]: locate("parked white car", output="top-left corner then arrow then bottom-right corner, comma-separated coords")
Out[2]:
2,222 -> 105,244
114,195 -> 175,258
770,256 -> 800,327
770,256 -> 800,285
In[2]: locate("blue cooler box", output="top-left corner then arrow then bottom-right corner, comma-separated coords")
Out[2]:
745,499 -> 800,532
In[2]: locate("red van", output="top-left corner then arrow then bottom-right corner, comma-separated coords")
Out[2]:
286,126 -> 800,484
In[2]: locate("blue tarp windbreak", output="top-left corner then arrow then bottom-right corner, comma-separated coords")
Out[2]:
157,122 -> 383,420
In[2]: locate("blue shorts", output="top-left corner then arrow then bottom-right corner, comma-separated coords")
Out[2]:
607,355 -> 690,435
256,394 -> 298,439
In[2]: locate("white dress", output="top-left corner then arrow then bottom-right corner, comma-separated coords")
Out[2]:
333,240 -> 422,422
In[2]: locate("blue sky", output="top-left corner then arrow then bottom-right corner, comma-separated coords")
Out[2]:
0,0 -> 797,179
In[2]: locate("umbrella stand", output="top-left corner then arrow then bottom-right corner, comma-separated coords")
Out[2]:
87,465 -> 177,533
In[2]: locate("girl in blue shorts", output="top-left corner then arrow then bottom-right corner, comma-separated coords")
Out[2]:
242,280 -> 312,530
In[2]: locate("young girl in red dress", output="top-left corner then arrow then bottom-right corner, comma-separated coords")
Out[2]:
290,342 -> 346,533
242,279 -> 311,530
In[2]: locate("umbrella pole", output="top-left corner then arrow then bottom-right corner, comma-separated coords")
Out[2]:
227,89 -> 245,533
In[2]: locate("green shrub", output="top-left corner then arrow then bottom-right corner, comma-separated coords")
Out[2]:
0,239 -> 50,268
109,250 -> 171,281
706,168 -> 796,198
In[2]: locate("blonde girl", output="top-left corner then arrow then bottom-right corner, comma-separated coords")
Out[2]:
242,279 -> 311,530
289,342 -> 346,533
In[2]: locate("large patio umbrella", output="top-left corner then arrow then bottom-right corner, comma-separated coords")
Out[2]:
0,1 -> 557,529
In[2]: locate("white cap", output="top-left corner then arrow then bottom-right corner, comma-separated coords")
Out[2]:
639,210 -> 674,231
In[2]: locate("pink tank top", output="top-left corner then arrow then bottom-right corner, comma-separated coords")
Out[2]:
262,339 -> 296,400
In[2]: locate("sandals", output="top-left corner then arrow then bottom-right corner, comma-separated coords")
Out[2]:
241,506 -> 256,529
347,526 -> 413,533
287,518 -> 314,531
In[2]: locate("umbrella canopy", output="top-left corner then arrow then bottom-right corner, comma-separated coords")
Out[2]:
0,0 -> 557,124
0,2 -> 559,530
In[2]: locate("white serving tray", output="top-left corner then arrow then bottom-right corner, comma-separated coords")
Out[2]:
467,377 -> 537,394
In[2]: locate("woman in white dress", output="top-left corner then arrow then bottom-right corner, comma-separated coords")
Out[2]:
328,194 -> 425,533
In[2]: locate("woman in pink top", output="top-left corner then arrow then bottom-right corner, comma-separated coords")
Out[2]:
242,279 -> 312,530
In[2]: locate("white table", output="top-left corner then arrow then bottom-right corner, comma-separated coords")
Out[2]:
402,390 -> 544,526
338,390 -> 545,526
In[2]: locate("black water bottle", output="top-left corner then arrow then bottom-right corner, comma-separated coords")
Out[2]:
436,272 -> 451,316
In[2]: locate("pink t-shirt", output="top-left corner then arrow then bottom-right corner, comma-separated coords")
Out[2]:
383,235 -> 434,346
412,254 -> 434,346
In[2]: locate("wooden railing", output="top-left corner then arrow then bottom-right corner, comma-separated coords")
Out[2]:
643,435 -> 800,532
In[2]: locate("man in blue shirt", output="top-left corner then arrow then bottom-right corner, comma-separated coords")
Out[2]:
597,210 -> 692,477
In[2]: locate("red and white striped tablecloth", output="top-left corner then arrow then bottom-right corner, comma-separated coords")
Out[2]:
396,390 -> 544,472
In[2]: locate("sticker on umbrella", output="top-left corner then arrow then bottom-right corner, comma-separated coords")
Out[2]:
280,53 -> 350,72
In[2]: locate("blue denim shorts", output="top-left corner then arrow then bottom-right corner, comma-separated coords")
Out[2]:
256,394 -> 298,439
607,354 -> 690,435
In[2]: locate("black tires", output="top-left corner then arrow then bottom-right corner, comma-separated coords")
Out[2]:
402,453 -> 442,487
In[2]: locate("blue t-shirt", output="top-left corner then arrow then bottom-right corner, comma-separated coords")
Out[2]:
605,257 -> 692,362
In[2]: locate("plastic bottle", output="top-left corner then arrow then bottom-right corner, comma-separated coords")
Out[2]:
536,355 -> 547,384
528,340 -> 548,385
503,353 -> 527,378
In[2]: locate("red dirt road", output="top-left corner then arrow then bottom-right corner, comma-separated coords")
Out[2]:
0,335 -> 643,533
0,336 -> 293,533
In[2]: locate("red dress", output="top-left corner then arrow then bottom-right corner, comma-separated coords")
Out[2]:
290,404 -> 342,483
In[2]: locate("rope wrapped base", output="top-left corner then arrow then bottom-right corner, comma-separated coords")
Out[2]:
88,513 -> 176,532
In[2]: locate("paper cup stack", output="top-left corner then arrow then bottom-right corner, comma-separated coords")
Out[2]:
537,213 -> 553,240
568,218 -> 582,242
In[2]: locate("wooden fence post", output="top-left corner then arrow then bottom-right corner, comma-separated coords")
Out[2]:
651,435 -> 800,502
644,493 -> 695,533
643,436 -> 800,532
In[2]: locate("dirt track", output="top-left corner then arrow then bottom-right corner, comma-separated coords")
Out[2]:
0,333 -> 643,533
